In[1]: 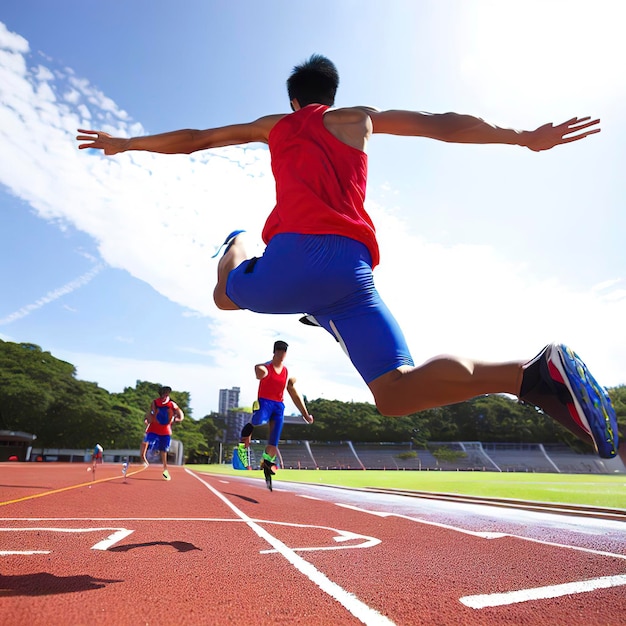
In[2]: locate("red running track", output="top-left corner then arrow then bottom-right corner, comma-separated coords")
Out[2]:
1,463 -> 625,625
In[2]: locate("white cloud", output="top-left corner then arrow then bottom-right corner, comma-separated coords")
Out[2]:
457,0 -> 626,110
0,18 -> 624,418
0,21 -> 29,53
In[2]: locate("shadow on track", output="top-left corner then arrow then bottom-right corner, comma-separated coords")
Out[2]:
108,540 -> 202,553
0,572 -> 123,596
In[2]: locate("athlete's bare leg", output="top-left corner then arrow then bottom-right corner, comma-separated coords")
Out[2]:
368,355 -> 524,416
139,441 -> 149,465
213,234 -> 248,310
264,444 -> 278,459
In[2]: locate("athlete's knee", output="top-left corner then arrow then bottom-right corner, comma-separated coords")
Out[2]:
369,369 -> 424,417
213,286 -> 239,311
373,394 -> 407,418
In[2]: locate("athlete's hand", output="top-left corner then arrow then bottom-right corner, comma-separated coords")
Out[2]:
303,414 -> 314,424
76,129 -> 128,155
524,117 -> 600,152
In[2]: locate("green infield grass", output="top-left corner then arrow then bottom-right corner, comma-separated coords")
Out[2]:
191,464 -> 626,510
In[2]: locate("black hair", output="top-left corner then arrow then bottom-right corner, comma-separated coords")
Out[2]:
287,54 -> 339,107
273,340 -> 288,352
158,386 -> 172,396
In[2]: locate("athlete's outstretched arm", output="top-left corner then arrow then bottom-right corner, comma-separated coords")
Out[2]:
286,378 -> 314,424
76,114 -> 285,156
364,108 -> 600,152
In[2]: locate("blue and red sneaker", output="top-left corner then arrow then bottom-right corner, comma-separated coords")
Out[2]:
520,343 -> 618,459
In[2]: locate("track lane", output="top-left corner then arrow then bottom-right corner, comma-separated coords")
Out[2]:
1,464 -> 625,625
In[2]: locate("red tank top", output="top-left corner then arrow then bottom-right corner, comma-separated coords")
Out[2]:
263,104 -> 379,267
258,362 -> 288,402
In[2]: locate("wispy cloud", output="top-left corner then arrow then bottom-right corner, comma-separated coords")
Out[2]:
0,264 -> 105,325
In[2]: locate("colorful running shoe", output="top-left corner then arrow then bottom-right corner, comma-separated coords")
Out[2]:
211,229 -> 245,258
232,443 -> 251,470
261,455 -> 277,492
163,469 -> 171,481
520,343 -> 618,459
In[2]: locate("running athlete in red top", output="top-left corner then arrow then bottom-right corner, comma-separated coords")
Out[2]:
140,385 -> 184,480
77,55 -> 619,460
88,443 -> 103,476
235,340 -> 313,487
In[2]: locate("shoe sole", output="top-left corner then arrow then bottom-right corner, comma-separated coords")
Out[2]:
548,344 -> 618,458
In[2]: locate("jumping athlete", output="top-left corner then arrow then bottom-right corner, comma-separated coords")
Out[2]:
234,340 -> 313,490
141,386 -> 184,480
77,54 -> 618,460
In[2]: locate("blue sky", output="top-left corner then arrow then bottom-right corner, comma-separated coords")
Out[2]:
1,1 -> 624,418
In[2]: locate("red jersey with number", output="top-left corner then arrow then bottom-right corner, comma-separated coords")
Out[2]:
146,397 -> 179,436
263,104 -> 379,267
258,363 -> 288,402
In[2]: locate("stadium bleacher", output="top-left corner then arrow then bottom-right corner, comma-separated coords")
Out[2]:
240,440 -> 626,474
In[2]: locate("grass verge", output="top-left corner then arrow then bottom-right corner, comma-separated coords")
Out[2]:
191,464 -> 626,510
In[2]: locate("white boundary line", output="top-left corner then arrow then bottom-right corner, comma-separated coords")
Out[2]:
333,502 -> 626,607
336,504 -> 626,559
0,527 -> 134,551
1,517 -> 379,553
185,468 -> 396,626
460,574 -> 626,608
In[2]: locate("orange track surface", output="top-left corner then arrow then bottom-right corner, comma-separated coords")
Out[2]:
1,463 -> 625,625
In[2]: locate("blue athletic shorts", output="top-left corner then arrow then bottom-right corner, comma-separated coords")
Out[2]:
251,398 -> 285,447
226,233 -> 414,383
144,432 -> 171,452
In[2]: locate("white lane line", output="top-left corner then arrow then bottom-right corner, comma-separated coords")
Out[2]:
186,468 -> 395,626
460,574 -> 626,608
259,525 -> 380,553
0,527 -> 134,551
3,516 -> 380,554
333,505 -> 626,559
1,551 -> 50,555
334,504 -> 507,539
333,504 -> 626,608
91,529 -> 135,550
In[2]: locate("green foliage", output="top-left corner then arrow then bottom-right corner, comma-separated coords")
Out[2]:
430,446 -> 467,463
396,451 -> 417,460
0,340 -> 222,458
2,339 -> 623,460
608,385 -> 626,436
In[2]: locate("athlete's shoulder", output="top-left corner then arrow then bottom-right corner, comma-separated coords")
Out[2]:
252,114 -> 290,138
325,106 -> 375,121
